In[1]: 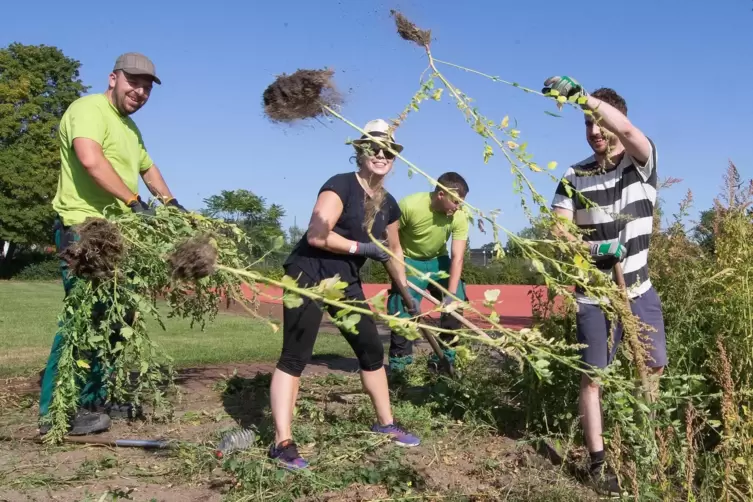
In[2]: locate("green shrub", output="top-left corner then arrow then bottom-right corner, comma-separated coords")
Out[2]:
15,258 -> 61,280
0,251 -> 60,280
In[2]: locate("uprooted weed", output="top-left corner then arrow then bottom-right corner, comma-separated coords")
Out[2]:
262,68 -> 343,122
59,218 -> 125,279
390,10 -> 432,47
168,234 -> 219,281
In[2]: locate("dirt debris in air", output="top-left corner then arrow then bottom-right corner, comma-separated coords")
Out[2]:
262,68 -> 343,122
390,10 -> 432,47
168,234 -> 219,280
60,217 -> 125,279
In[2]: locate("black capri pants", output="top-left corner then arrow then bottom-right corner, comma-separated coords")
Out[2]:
276,264 -> 385,377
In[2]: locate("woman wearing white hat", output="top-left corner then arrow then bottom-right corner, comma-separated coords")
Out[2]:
268,119 -> 420,470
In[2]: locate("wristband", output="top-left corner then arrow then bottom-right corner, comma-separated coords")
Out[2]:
125,195 -> 138,206
163,196 -> 175,205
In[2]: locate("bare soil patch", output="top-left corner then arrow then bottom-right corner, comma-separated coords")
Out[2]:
1,355 -> 598,502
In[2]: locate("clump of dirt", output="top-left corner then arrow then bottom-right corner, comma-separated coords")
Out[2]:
168,234 -> 218,280
390,10 -> 432,47
262,68 -> 343,122
60,218 -> 125,279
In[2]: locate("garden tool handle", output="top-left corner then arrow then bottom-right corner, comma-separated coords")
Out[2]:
406,282 -> 492,340
613,262 -> 627,292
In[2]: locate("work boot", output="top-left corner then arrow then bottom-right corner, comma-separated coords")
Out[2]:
39,409 -> 111,436
90,401 -> 143,420
588,461 -> 621,497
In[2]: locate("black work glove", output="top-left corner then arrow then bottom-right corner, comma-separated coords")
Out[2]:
354,241 -> 389,263
165,197 -> 187,213
127,196 -> 156,217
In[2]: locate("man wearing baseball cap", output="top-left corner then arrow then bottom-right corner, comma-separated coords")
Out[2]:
39,52 -> 186,436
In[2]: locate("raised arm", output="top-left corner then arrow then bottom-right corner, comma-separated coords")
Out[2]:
543,76 -> 652,166
582,95 -> 651,166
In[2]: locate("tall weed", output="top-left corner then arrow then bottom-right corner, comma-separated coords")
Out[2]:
516,162 -> 753,500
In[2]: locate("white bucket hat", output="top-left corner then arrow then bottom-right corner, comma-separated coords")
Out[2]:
352,119 -> 404,154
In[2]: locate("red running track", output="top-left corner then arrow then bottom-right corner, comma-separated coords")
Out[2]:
239,283 -> 568,331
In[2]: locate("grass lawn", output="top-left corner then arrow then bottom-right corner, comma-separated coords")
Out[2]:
0,281 -> 354,378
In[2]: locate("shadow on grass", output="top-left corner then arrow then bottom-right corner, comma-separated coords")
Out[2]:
308,352 -> 360,373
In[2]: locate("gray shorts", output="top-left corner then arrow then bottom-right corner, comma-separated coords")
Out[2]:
576,286 -> 667,370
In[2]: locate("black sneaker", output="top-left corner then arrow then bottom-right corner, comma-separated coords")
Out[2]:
268,440 -> 309,470
588,461 -> 621,497
39,409 -> 111,436
98,402 -> 142,420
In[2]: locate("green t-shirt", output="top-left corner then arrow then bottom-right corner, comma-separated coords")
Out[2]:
52,93 -> 154,226
398,192 -> 470,259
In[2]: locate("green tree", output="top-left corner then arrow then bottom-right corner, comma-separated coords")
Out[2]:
0,43 -> 89,251
201,189 -> 286,257
287,220 -> 305,246
504,223 -> 549,258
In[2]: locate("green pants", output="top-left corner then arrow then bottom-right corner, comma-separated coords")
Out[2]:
387,255 -> 466,359
38,221 -> 113,418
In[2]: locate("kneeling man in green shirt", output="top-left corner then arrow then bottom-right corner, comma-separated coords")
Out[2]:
387,172 -> 471,372
39,53 -> 186,437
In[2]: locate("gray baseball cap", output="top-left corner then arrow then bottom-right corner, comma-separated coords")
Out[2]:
113,52 -> 161,85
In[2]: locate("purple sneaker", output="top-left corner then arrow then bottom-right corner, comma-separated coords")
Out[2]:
371,422 -> 421,447
269,440 -> 309,470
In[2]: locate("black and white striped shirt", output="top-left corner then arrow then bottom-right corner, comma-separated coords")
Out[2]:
551,139 -> 657,304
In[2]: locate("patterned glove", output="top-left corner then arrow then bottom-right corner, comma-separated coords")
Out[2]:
542,76 -> 588,102
590,242 -> 627,267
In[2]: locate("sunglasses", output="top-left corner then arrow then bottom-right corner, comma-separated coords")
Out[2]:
357,141 -> 397,160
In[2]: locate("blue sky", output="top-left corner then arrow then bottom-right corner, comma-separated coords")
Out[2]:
3,0 -> 752,247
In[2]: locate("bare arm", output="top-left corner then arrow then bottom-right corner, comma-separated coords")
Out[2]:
306,191 -> 360,254
551,207 -> 591,253
584,95 -> 652,165
73,138 -> 137,203
448,239 -> 466,297
140,165 -> 175,202
385,220 -> 408,288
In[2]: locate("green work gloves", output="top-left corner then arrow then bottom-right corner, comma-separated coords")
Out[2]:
542,76 -> 588,102
590,242 -> 627,268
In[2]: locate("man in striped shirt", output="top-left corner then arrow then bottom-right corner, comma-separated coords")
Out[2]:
546,77 -> 667,496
